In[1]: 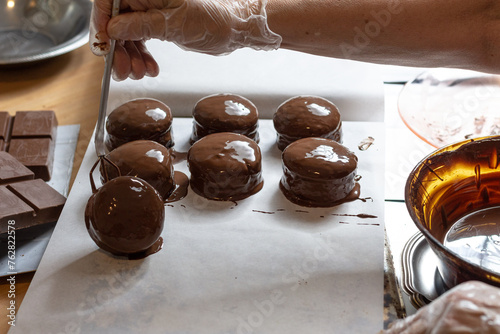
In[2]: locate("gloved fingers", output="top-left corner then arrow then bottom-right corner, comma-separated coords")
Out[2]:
134,41 -> 160,77
384,281 -> 500,334
107,4 -> 234,54
384,314 -> 428,334
90,0 -> 172,55
112,41 -> 132,81
90,0 -> 114,55
111,41 -> 159,80
108,10 -> 169,41
123,40 -> 147,79
119,0 -> 184,12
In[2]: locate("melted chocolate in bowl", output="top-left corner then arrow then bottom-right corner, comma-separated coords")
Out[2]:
187,132 -> 263,201
85,176 -> 165,259
190,93 -> 259,144
273,96 -> 342,151
105,98 -> 174,151
405,136 -> 500,288
280,137 -> 358,207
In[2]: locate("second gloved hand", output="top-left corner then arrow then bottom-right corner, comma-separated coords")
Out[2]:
384,281 -> 500,334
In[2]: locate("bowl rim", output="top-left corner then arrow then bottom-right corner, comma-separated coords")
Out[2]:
397,73 -> 439,148
397,69 -> 500,149
0,0 -> 91,65
404,135 -> 500,283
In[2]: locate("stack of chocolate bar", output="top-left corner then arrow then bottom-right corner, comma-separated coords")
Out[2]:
0,111 -> 66,234
0,110 -> 58,181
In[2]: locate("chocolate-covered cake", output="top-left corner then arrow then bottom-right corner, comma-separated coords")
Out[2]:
190,93 -> 259,144
273,96 -> 342,151
105,98 -> 174,151
85,176 -> 164,258
280,137 -> 358,207
187,132 -> 263,201
100,140 -> 175,200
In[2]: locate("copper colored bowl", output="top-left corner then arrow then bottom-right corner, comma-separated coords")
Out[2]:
405,136 -> 500,289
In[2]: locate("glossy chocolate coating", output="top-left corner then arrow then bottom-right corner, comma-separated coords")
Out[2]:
105,98 -> 174,151
190,94 -> 259,144
187,132 -> 263,201
85,176 -> 164,257
1,179 -> 66,233
1,110 -> 58,181
101,140 -> 175,200
273,96 -> 342,151
280,137 -> 357,207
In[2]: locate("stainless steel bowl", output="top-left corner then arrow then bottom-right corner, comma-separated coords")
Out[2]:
0,0 -> 91,65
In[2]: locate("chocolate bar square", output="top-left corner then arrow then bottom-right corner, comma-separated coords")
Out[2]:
9,138 -> 54,181
2,110 -> 58,181
0,151 -> 34,184
0,179 -> 66,233
0,112 -> 11,141
11,110 -> 57,139
0,185 -> 35,231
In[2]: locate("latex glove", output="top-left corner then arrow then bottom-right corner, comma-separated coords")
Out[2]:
90,0 -> 282,81
384,281 -> 500,334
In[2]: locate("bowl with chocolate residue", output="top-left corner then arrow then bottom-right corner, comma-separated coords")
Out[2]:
0,0 -> 91,65
405,135 -> 500,290
398,69 -> 500,148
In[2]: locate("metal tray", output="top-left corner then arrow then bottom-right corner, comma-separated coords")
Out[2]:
0,125 -> 79,276
400,232 -> 449,308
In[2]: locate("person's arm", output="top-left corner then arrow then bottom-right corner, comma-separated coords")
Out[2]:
90,0 -> 500,79
266,0 -> 500,73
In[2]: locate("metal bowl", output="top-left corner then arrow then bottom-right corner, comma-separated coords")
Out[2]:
0,0 -> 91,65
405,136 -> 500,289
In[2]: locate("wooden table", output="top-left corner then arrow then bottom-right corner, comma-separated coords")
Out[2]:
0,44 -> 103,334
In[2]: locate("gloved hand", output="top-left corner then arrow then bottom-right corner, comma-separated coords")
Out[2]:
384,281 -> 500,334
90,0 -> 282,81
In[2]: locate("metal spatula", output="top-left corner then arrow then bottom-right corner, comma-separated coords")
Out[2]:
91,0 -> 121,187
94,0 -> 121,160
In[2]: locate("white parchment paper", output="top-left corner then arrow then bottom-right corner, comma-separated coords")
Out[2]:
13,119 -> 385,333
